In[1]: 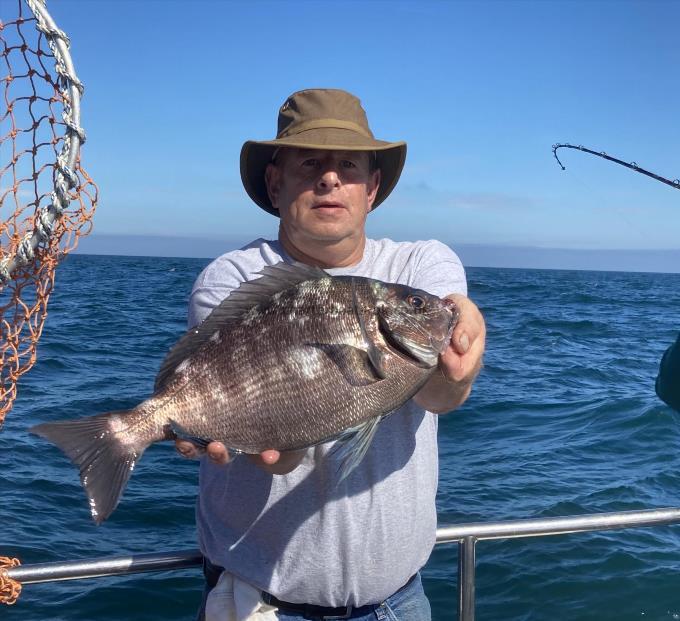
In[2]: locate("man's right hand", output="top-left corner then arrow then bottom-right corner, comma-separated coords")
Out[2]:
175,440 -> 306,474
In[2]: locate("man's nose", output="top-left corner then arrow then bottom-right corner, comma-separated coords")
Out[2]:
316,167 -> 340,190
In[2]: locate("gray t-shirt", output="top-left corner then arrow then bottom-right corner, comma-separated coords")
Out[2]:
189,237 -> 466,607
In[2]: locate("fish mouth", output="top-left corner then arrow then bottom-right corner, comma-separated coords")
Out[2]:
377,314 -> 437,368
377,304 -> 458,368
443,297 -> 459,317
443,303 -> 459,340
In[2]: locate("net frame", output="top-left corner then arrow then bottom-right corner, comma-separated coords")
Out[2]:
1,0 -> 84,279
0,0 -> 97,427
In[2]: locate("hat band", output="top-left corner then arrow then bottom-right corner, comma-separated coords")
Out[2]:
278,118 -> 373,140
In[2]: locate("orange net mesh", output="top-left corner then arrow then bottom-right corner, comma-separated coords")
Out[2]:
0,0 -> 98,427
0,556 -> 22,605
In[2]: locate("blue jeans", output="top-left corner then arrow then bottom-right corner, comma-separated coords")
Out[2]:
197,559 -> 431,621
273,573 -> 431,620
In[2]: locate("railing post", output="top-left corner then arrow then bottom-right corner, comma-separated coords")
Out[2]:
458,535 -> 476,621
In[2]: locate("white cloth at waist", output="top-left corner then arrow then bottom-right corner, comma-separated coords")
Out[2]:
205,571 -> 278,621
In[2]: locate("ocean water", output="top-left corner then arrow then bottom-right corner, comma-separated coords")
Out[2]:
1,253 -> 679,621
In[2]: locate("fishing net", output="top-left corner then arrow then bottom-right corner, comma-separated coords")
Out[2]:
0,0 -> 97,428
0,557 -> 21,605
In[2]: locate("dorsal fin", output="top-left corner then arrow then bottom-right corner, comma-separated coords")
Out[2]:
154,262 -> 328,392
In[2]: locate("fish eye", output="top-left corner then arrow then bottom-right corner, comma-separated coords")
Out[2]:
407,295 -> 425,309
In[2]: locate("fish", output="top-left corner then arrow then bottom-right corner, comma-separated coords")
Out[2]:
31,262 -> 459,524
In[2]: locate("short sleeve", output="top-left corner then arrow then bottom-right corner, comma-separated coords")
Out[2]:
410,240 -> 467,299
188,260 -> 245,329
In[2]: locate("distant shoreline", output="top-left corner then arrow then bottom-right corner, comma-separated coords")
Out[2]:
71,234 -> 680,275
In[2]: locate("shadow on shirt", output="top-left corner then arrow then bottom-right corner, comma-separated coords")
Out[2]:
197,403 -> 435,588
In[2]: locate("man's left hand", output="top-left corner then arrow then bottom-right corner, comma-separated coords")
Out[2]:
440,293 -> 485,384
414,293 -> 485,413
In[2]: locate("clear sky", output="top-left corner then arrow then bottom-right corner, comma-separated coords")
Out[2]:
35,1 -> 680,266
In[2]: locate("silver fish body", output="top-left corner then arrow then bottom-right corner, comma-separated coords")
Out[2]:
31,263 -> 458,523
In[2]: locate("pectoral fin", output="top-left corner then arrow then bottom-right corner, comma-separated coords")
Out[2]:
330,415 -> 383,482
311,344 -> 384,387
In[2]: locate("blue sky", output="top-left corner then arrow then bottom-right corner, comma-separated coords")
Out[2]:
38,1 -> 680,266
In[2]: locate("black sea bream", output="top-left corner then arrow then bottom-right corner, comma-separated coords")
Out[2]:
32,263 -> 459,523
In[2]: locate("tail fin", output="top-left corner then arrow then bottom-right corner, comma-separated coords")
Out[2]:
30,410 -> 146,525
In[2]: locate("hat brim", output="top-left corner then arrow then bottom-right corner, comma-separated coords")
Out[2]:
240,128 -> 406,216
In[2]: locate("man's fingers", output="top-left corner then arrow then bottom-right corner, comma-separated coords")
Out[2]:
175,439 -> 200,459
447,294 -> 485,356
175,439 -> 283,468
206,442 -> 231,465
175,439 -> 232,465
455,331 -> 470,354
248,449 -> 305,474
439,346 -> 465,382
438,293 -> 486,385
259,449 -> 281,465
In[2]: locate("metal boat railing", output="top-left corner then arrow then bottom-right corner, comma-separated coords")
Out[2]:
438,507 -> 680,620
8,506 -> 680,619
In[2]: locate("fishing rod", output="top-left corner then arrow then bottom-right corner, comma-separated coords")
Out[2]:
552,143 -> 680,191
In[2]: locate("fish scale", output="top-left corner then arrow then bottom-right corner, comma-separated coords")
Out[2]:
31,263 -> 458,523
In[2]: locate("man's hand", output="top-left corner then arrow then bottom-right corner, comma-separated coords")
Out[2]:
414,293 -> 485,413
175,440 -> 306,474
440,293 -> 486,384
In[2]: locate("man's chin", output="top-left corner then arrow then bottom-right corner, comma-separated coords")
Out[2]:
295,227 -> 359,245
308,232 -> 353,244
297,220 -> 352,240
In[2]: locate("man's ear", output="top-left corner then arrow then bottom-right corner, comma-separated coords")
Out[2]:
265,163 -> 280,211
367,168 -> 381,211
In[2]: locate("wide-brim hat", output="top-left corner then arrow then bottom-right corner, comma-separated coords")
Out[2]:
240,89 -> 407,216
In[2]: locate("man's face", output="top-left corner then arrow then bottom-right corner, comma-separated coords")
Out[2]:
265,148 -> 381,249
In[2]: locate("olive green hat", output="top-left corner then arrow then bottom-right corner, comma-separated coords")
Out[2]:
240,88 -> 407,216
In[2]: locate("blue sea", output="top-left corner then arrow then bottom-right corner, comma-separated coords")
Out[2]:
1,253 -> 679,620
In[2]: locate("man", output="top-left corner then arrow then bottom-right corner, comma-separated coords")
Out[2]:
657,334 -> 680,412
177,89 -> 485,620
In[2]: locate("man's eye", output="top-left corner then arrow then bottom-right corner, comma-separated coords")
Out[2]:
302,159 -> 319,167
340,160 -> 357,169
